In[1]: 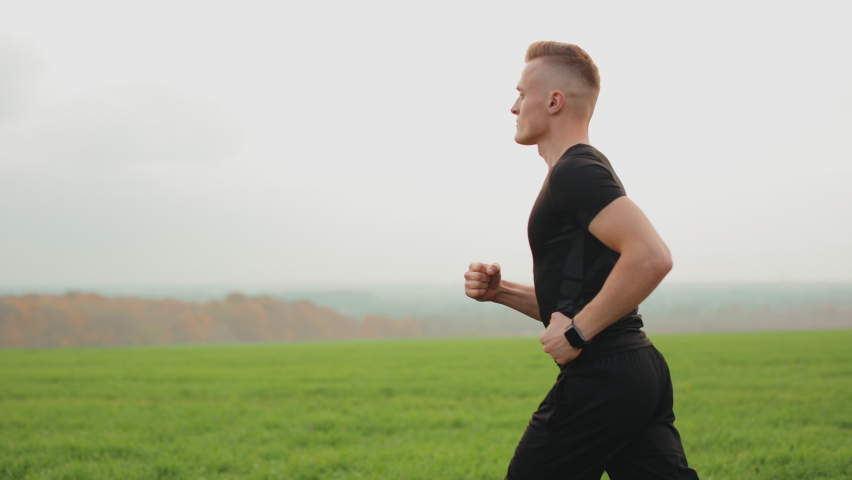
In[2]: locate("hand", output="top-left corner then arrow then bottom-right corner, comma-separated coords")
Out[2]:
464,262 -> 502,302
539,312 -> 582,365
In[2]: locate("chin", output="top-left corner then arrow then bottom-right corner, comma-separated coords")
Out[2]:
514,133 -> 535,146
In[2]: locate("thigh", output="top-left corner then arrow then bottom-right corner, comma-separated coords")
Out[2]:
505,378 -> 607,480
506,347 -> 663,480
606,348 -> 700,480
605,421 -> 699,480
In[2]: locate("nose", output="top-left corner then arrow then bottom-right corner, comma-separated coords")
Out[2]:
511,98 -> 520,116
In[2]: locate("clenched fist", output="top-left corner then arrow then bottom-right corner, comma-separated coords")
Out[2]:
464,262 -> 502,302
540,311 -> 582,365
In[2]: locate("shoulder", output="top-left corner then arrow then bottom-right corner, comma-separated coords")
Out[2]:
550,150 -> 616,187
547,146 -> 627,227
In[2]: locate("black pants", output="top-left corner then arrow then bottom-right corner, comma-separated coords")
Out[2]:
506,346 -> 699,480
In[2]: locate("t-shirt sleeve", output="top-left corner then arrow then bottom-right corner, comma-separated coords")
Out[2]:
547,158 -> 625,228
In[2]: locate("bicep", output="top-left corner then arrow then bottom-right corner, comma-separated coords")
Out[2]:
587,196 -> 670,258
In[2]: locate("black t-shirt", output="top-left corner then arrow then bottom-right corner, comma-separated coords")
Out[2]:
527,144 -> 652,359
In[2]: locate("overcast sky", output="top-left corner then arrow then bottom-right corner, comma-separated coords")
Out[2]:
1,0 -> 850,288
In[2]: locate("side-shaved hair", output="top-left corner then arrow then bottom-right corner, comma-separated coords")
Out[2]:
525,41 -> 600,92
525,41 -> 600,119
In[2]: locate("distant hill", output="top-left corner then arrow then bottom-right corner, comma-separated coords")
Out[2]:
234,282 -> 852,335
0,293 -> 421,348
1,283 -> 850,348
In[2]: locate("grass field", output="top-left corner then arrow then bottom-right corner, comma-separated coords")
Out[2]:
1,331 -> 850,480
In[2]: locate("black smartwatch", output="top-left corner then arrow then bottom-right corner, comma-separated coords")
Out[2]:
564,322 -> 591,349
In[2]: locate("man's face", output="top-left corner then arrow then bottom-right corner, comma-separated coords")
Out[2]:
511,59 -> 551,146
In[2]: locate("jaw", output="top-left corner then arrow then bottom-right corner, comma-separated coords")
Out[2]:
514,126 -> 538,146
514,112 -> 549,146
514,134 -> 535,146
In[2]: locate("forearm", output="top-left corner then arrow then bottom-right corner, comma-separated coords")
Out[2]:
494,280 -> 541,321
572,250 -> 671,339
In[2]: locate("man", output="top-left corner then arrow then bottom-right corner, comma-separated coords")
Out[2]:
464,42 -> 699,480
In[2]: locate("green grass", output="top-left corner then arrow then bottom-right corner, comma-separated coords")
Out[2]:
0,331 -> 850,480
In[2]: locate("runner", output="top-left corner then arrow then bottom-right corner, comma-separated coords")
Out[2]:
464,41 -> 699,480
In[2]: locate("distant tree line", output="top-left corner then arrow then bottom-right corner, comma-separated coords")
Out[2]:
0,293 -> 422,348
3,287 -> 850,349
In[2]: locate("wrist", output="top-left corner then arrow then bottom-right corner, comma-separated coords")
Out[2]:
564,319 -> 591,349
492,281 -> 516,305
571,309 -> 599,341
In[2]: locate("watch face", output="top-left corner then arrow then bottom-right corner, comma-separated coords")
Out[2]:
564,326 -> 586,349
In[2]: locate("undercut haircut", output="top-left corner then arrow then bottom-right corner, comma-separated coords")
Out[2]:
525,41 -> 600,92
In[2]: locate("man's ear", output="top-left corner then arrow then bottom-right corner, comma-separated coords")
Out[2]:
548,90 -> 566,115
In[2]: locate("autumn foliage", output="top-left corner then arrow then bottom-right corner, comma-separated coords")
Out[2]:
0,293 -> 422,348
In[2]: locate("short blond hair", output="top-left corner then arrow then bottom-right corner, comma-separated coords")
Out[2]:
525,41 -> 600,92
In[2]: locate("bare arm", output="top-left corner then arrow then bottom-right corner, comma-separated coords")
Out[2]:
494,279 -> 541,321
574,196 -> 672,338
540,196 -> 672,363
464,263 -> 541,321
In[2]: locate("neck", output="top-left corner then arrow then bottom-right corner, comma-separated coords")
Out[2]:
536,123 -> 591,169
